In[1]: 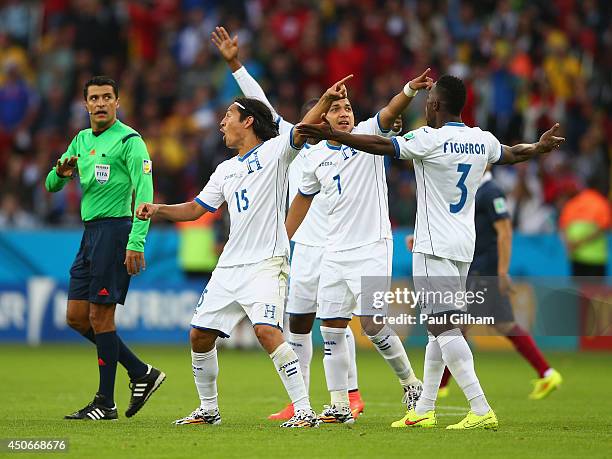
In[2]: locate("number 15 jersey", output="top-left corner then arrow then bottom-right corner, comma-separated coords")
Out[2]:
392,122 -> 502,262
195,130 -> 302,267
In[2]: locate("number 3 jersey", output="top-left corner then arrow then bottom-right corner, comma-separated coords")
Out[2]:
195,130 -> 302,267
392,122 -> 502,262
299,114 -> 394,252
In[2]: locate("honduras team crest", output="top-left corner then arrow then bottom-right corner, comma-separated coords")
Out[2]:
95,164 -> 110,184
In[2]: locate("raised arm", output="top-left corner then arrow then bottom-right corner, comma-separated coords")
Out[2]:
137,164 -> 225,222
290,75 -> 354,148
212,26 -> 281,120
296,116 -> 396,156
45,137 -> 78,192
300,75 -> 353,125
45,155 -> 77,192
211,26 -> 242,72
378,68 -> 433,130
497,124 -> 565,165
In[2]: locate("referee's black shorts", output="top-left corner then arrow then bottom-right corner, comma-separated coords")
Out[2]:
68,217 -> 132,305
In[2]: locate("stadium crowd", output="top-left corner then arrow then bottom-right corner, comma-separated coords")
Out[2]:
0,0 -> 610,232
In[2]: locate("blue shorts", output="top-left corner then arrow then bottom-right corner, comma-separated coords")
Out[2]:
68,217 -> 132,305
467,276 -> 515,323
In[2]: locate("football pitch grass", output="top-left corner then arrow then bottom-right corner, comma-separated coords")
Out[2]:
1,344 -> 611,458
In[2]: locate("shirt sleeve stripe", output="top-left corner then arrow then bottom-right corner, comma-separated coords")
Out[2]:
391,137 -> 401,159
194,197 -> 217,213
298,189 -> 319,197
289,126 -> 303,150
121,133 -> 140,143
376,112 -> 391,133
495,144 -> 504,163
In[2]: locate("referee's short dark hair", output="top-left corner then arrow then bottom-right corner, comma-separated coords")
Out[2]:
234,97 -> 279,141
84,76 -> 119,100
436,75 -> 466,116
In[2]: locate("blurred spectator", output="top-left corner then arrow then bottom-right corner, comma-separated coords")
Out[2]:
0,61 -> 39,144
176,212 -> 221,282
325,21 -> 367,97
0,0 -> 608,237
0,0 -> 35,47
0,33 -> 33,84
268,0 -> 311,51
36,24 -> 76,98
176,7 -> 216,68
447,0 -> 481,43
559,177 -> 611,276
72,0 -> 124,69
504,163 -> 556,234
0,192 -> 37,228
543,30 -> 582,102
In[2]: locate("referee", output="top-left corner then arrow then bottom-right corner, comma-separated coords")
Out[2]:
45,76 -> 165,420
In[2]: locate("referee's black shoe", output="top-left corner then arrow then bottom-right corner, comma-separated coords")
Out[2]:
64,394 -> 118,420
125,365 -> 166,418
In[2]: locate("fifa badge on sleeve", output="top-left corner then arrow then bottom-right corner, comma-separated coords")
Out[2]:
143,159 -> 153,175
493,197 -> 507,214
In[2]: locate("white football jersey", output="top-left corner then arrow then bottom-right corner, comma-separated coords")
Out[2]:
300,114 -> 394,252
276,115 -> 294,135
392,122 -> 502,262
273,115 -> 328,247
288,143 -> 328,246
195,130 -> 302,267
230,65 -> 328,246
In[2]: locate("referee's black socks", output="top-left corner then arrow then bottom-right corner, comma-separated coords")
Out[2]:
82,328 -> 148,380
95,331 -> 119,407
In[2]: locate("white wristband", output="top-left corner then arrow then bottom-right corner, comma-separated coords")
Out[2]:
403,82 -> 418,97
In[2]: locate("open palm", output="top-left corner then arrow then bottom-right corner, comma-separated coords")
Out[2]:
211,26 -> 239,62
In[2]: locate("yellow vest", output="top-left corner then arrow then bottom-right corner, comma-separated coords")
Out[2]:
176,213 -> 220,272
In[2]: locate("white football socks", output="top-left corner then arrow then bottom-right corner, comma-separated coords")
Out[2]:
345,326 -> 359,391
437,328 -> 491,416
368,327 -> 418,384
415,334 -> 445,414
270,342 -> 311,411
320,326 -> 349,407
287,331 -> 313,394
191,348 -> 219,410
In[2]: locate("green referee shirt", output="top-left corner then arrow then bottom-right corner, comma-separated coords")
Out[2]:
45,119 -> 153,252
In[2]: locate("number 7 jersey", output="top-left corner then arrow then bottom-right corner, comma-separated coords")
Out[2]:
195,130 -> 302,267
392,122 -> 502,262
299,114 -> 394,252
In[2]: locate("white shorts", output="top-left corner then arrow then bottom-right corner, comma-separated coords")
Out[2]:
412,252 -> 470,316
318,239 -> 393,320
191,256 -> 289,338
287,243 -> 325,315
